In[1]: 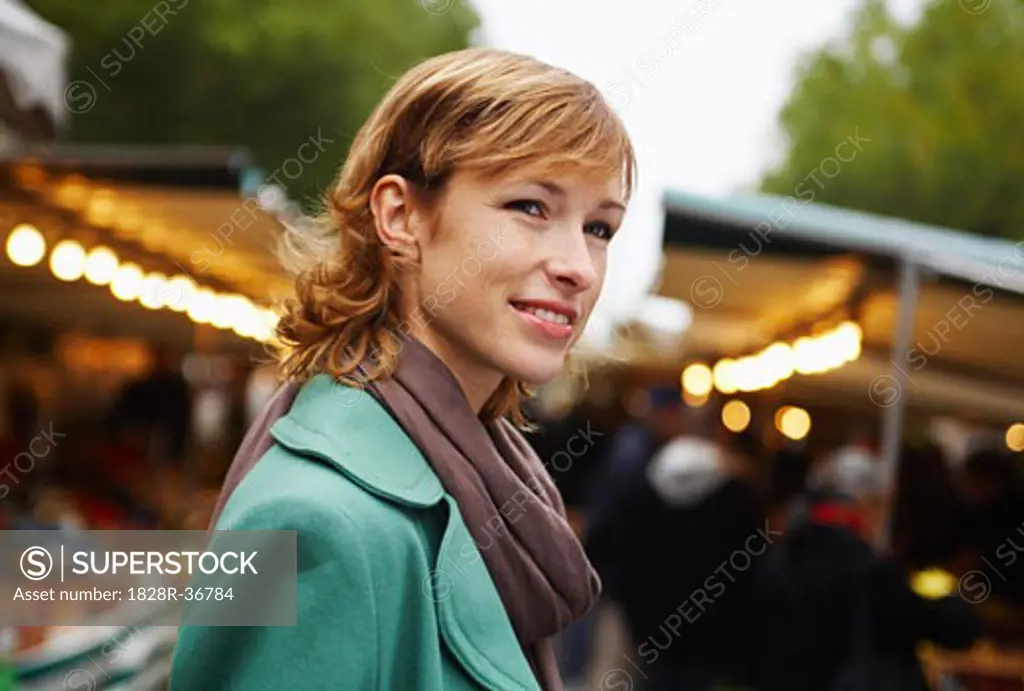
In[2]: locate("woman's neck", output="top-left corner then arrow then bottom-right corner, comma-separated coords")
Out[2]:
403,331 -> 503,415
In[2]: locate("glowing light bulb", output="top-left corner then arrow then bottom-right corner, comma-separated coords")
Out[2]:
186,288 -> 217,324
734,358 -> 757,393
85,191 -> 116,227
836,321 -> 863,362
682,363 -> 714,397
743,353 -> 768,391
777,406 -> 811,441
84,246 -> 119,286
6,224 -> 46,267
230,297 -> 260,338
161,274 -> 196,312
1007,423 -> 1024,453
763,342 -> 794,384
211,294 -> 244,330
713,359 -> 737,394
138,272 -> 166,309
912,569 -> 956,600
49,240 -> 86,282
110,263 -> 144,301
721,400 -> 751,433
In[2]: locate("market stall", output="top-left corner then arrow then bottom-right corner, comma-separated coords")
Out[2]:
641,188 -> 1024,688
639,188 -> 1024,449
0,144 -> 295,689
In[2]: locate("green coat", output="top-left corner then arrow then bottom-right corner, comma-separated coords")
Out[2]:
171,375 -> 541,690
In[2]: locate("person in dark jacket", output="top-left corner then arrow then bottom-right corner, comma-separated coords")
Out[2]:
960,448 -> 1024,605
584,386 -> 687,591
753,449 -> 982,691
890,443 -> 970,572
109,345 -> 191,465
588,408 -> 766,690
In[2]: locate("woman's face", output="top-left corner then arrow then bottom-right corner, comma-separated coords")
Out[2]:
398,165 -> 626,405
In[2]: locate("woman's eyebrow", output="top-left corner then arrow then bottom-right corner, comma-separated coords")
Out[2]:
530,180 -> 626,212
598,199 -> 626,212
531,180 -> 565,197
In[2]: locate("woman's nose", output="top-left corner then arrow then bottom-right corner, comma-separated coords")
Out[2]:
547,231 -> 597,293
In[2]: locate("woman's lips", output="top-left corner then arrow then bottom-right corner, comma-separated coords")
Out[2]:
510,303 -> 574,340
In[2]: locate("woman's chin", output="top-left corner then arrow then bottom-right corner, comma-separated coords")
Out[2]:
496,343 -> 569,386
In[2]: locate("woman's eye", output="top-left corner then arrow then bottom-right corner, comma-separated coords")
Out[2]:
507,199 -> 546,218
585,222 -> 615,241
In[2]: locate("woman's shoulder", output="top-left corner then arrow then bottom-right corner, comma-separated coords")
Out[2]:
215,442 -> 391,535
216,375 -> 445,536
214,442 -> 449,612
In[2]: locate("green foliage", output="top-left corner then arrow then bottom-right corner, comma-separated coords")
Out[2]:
761,0 -> 1024,240
28,0 -> 479,207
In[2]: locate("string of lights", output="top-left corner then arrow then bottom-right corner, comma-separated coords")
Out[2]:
4,223 -> 279,343
675,321 -> 863,441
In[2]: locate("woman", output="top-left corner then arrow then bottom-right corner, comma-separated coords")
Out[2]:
170,47 -> 635,690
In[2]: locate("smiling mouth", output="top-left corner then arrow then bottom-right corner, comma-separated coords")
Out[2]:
510,302 -> 574,326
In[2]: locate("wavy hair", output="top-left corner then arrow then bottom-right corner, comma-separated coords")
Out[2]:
274,47 -> 636,426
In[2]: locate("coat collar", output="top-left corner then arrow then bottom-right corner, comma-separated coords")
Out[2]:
269,374 -> 540,691
269,374 -> 445,508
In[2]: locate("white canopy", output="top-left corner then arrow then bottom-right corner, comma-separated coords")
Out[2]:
0,0 -> 69,130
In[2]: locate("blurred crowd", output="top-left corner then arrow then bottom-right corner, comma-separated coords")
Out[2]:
0,345 -> 248,535
529,386 -> 1023,691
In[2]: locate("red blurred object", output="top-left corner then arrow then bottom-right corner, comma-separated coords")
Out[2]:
96,439 -> 146,490
71,491 -> 133,529
809,502 -> 868,537
0,437 -> 30,485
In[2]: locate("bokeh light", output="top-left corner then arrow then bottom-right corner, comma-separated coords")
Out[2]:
84,246 -> 119,286
682,362 -> 713,397
110,263 -> 144,302
49,240 -> 86,282
5,224 -> 46,267
1007,423 -> 1024,452
776,405 -> 811,441
721,400 -> 751,433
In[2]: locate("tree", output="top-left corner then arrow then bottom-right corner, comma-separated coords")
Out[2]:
28,0 -> 479,207
760,0 -> 1024,241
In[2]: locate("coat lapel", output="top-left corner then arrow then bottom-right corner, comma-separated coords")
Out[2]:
433,496 -> 541,690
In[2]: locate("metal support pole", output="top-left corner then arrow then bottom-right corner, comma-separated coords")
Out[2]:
880,259 -> 920,548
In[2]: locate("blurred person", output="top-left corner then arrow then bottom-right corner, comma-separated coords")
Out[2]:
766,442 -> 812,533
959,447 -> 1024,604
753,447 -> 981,691
171,47 -> 635,691
0,378 -> 38,452
109,344 -> 192,466
0,378 -> 39,511
576,386 -> 684,686
587,403 -> 766,691
584,385 -> 686,542
807,424 -> 880,493
96,415 -> 147,493
890,443 -> 970,572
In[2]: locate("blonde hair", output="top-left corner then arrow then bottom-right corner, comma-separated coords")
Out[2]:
274,47 -> 636,426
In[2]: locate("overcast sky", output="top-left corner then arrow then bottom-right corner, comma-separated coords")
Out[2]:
466,0 -> 924,344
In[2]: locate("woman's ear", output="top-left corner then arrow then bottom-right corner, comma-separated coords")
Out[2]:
369,174 -> 421,261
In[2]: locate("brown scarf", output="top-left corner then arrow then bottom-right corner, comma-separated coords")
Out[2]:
209,339 -> 601,690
